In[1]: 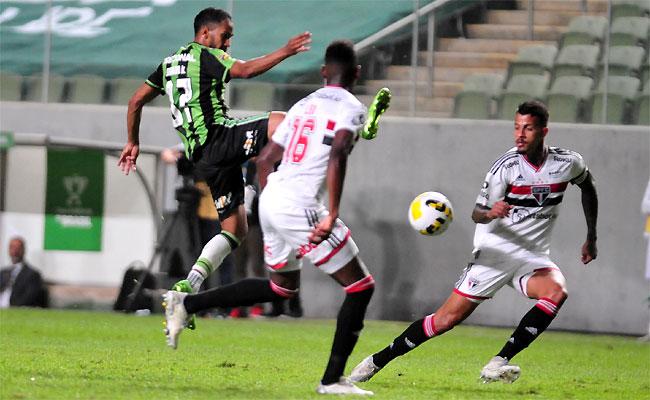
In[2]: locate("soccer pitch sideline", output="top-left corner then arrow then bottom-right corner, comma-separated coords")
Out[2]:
0,309 -> 647,399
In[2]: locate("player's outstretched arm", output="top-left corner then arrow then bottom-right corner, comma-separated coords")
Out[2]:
471,201 -> 512,224
577,171 -> 598,264
230,32 -> 311,79
119,83 -> 158,175
309,129 -> 354,244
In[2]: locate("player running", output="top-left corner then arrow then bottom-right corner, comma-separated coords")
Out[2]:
350,100 -> 598,386
162,40 -> 389,395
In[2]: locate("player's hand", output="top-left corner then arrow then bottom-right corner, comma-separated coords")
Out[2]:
285,31 -> 312,55
309,214 -> 335,244
581,239 -> 597,264
118,142 -> 139,175
487,201 -> 512,220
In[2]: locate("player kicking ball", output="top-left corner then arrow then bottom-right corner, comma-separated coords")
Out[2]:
163,40 -> 390,395
350,100 -> 598,386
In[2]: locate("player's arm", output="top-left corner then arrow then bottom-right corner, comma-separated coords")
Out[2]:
229,32 -> 311,79
118,83 -> 159,175
309,129 -> 354,244
471,201 -> 512,224
256,142 -> 285,190
577,170 -> 598,264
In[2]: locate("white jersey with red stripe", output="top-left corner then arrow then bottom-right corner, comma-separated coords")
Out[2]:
267,85 -> 367,207
474,146 -> 589,256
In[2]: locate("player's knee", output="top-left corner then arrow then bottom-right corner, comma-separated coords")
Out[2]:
544,283 -> 568,306
434,311 -> 463,334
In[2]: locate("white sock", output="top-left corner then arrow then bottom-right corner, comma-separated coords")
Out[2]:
187,232 -> 239,292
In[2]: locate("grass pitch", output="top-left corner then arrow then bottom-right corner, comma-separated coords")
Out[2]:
0,309 -> 648,399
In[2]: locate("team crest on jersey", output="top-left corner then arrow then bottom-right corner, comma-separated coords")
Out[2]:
532,185 -> 551,205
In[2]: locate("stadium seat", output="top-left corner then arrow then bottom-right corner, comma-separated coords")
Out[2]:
453,73 -> 504,119
66,74 -> 106,104
610,17 -> 650,48
23,73 -> 66,103
633,80 -> 650,125
0,71 -> 23,101
598,46 -> 646,79
109,77 -> 144,105
507,45 -> 557,79
560,16 -> 608,48
589,76 -> 641,124
231,82 -> 275,111
546,76 -> 594,123
611,0 -> 650,20
497,74 -> 549,120
552,45 -> 600,82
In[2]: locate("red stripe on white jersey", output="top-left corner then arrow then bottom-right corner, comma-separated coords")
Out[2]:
423,313 -> 438,337
326,119 -> 336,131
314,230 -> 351,266
268,261 -> 288,270
344,275 -> 375,294
507,182 -> 569,195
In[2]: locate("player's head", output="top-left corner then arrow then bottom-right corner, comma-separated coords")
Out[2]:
514,100 -> 549,154
9,236 -> 25,264
194,8 -> 233,51
322,40 -> 360,89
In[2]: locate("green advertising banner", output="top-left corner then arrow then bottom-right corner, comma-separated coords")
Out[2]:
44,148 -> 105,251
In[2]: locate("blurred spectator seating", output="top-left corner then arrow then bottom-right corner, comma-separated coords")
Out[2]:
560,16 -> 608,48
0,71 -> 23,101
66,74 -> 107,104
553,44 -> 600,82
507,44 -> 557,80
453,73 -> 504,119
546,76 -> 594,123
589,76 -> 641,124
497,74 -> 549,120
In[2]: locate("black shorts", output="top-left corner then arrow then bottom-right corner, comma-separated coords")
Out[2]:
192,113 -> 269,219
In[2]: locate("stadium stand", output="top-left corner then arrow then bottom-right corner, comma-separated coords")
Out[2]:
642,53 -> 650,84
611,0 -> 650,20
546,76 -> 594,122
23,73 -> 66,103
560,16 -> 608,47
552,44 -> 600,81
109,77 -> 144,106
453,73 -> 504,119
66,74 -> 107,105
0,71 -> 23,101
598,45 -> 646,80
497,74 -> 549,120
610,17 -> 650,48
507,44 -> 558,79
633,79 -> 650,125
589,75 -> 641,124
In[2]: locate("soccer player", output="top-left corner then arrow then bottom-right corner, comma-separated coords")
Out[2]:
163,40 -> 390,396
118,8 -> 311,309
350,100 -> 598,385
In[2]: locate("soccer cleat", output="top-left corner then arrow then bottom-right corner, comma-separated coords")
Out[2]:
349,355 -> 382,383
316,377 -> 374,396
162,290 -> 189,349
360,87 -> 391,140
480,356 -> 521,384
171,279 -> 196,330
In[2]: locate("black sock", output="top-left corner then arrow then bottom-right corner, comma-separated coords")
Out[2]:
497,304 -> 556,361
372,317 -> 433,368
321,288 -> 374,385
184,278 -> 287,314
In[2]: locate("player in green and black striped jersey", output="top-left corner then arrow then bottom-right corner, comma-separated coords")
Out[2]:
118,8 -> 311,299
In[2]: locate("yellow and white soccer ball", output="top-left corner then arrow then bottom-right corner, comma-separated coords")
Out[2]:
408,191 -> 454,236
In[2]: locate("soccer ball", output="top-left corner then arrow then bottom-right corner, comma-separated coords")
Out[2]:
408,191 -> 454,236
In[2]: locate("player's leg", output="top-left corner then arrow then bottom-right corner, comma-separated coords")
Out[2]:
495,268 -> 567,362
350,291 -> 478,383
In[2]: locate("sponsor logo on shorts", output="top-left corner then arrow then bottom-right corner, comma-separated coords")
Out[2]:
297,242 -> 317,259
243,130 -> 257,156
215,192 -> 232,211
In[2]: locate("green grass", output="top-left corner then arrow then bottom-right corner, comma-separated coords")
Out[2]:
0,309 -> 648,399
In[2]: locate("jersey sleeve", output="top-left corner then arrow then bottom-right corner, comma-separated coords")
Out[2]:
569,152 -> 589,185
476,165 -> 508,208
271,110 -> 294,148
333,103 -> 367,135
145,63 -> 165,94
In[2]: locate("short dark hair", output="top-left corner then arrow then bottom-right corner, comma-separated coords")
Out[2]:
194,8 -> 231,35
325,40 -> 357,85
517,100 -> 549,127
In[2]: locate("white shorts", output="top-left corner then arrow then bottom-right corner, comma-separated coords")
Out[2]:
454,248 -> 561,303
258,191 -> 359,275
